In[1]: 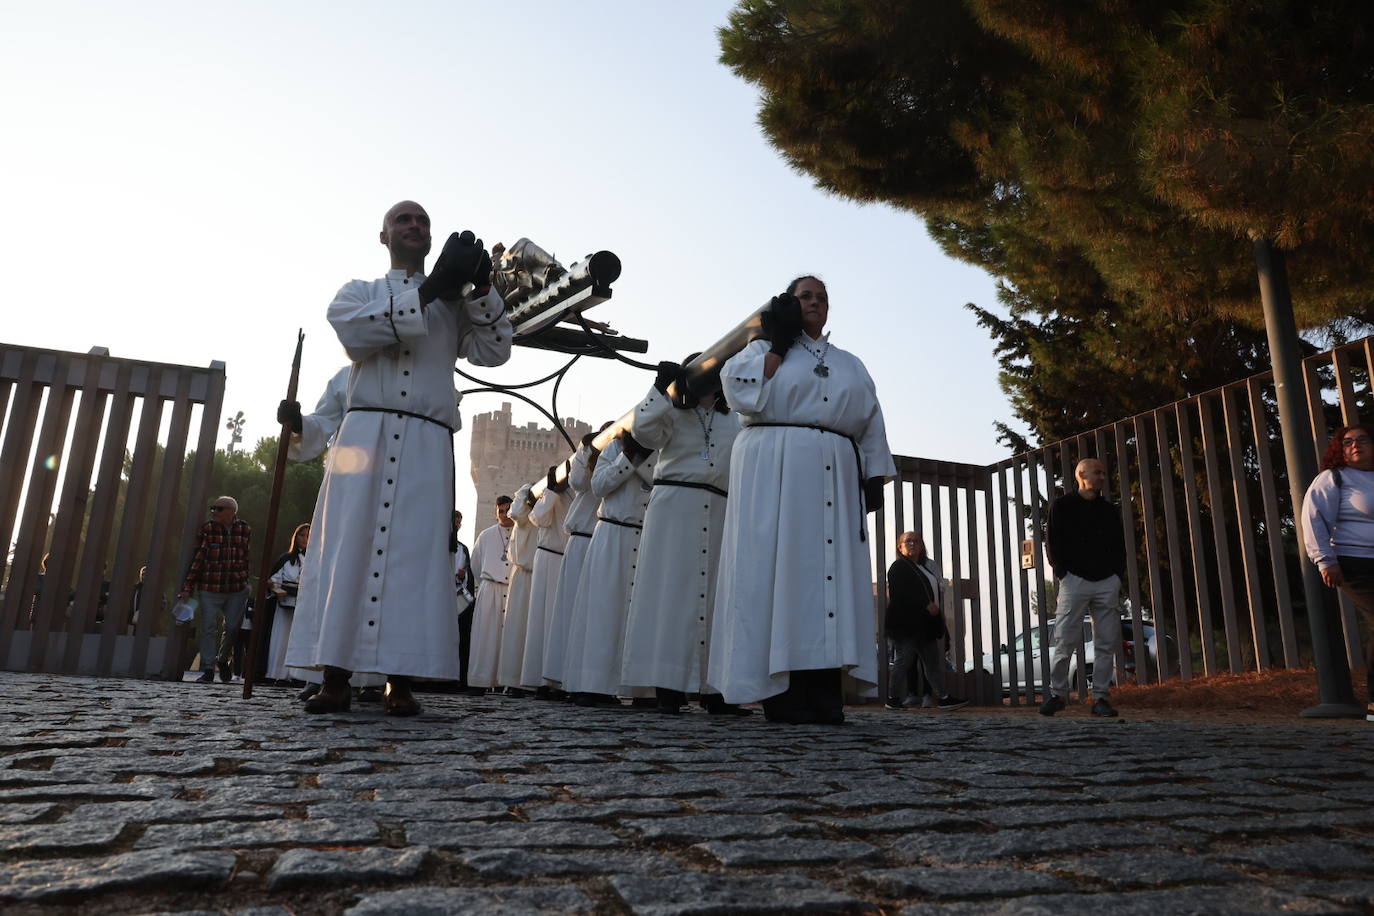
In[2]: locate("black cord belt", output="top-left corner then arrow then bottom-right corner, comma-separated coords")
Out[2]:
742,421 -> 867,542
653,478 -> 727,498
597,515 -> 643,531
568,531 -> 593,539
536,545 -> 565,556
345,406 -> 456,433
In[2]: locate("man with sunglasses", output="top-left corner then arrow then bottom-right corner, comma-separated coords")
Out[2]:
178,497 -> 252,683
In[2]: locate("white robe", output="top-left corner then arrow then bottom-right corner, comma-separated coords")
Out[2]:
497,486 -> 538,687
708,335 -> 894,704
286,271 -> 511,679
520,485 -> 570,686
621,386 -> 740,693
288,365 -> 351,461
266,555 -> 304,682
467,521 -> 512,688
541,445 -> 598,686
561,439 -> 655,696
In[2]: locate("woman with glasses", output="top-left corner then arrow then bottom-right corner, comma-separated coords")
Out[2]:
1301,423 -> 1374,722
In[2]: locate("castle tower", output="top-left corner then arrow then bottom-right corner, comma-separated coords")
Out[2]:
468,402 -> 591,528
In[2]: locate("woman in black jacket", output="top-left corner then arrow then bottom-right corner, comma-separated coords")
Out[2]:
885,531 -> 967,710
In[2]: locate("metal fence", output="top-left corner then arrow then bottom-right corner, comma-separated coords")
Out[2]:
0,343 -> 225,678
875,335 -> 1371,706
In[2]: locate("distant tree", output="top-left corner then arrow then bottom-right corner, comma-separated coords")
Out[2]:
720,0 -> 1374,442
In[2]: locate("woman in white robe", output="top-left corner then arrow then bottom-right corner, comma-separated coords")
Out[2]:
709,276 -> 894,724
561,434 -> 655,704
521,473 -> 570,689
620,375 -> 746,714
266,524 -> 310,682
541,440 -> 600,688
468,500 -> 514,689
497,485 -> 539,688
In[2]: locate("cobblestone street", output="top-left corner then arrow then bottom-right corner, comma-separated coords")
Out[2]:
1,673 -> 1372,914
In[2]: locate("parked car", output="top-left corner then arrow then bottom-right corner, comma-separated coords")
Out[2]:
966,616 -> 1178,695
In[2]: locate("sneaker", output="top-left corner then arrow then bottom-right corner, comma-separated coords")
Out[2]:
884,700 -> 905,710
1091,698 -> 1119,718
920,694 -> 937,709
195,670 -> 215,684
1367,703 -> 1374,723
938,695 -> 969,711
217,661 -> 232,683
1039,695 -> 1066,717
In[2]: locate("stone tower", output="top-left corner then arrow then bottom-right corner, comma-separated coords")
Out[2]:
468,402 -> 591,528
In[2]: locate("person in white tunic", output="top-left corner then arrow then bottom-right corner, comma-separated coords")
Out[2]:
620,365 -> 748,716
562,432 -> 656,705
522,466 -> 571,692
541,436 -> 603,690
468,497 -> 514,689
496,485 -> 539,689
286,200 -> 512,716
709,276 -> 894,725
265,523 -> 310,681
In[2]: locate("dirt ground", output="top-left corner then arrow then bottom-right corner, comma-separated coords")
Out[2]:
945,667 -> 1372,725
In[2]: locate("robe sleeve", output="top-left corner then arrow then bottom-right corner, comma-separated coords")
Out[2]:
592,440 -> 636,498
511,486 -> 534,522
453,287 -> 514,368
855,362 -> 896,481
721,339 -> 772,415
629,385 -> 675,450
568,445 -> 593,492
288,372 -> 348,461
530,488 -> 559,528
328,280 -> 429,362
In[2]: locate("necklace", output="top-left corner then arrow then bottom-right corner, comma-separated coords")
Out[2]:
499,526 -> 512,561
693,407 -> 716,461
797,337 -> 831,377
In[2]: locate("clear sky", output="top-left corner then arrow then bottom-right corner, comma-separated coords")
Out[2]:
1,0 -> 1018,533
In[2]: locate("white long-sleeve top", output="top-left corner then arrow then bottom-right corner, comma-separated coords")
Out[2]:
592,439 -> 655,526
562,445 -> 600,536
532,485 -> 571,552
288,366 -> 350,461
630,384 -> 739,488
472,522 -> 513,585
508,485 -> 539,570
1301,467 -> 1374,569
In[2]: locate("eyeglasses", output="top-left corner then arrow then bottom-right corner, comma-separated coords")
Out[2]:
1341,436 -> 1372,447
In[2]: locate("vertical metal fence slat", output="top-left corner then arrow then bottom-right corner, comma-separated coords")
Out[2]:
0,351 -> 44,630
1246,376 -> 1299,668
1012,459 -> 1035,701
1199,393 -> 1245,674
1176,401 -> 1216,677
1027,451 -> 1052,696
21,357 -> 76,672
1221,385 -> 1269,671
128,369 -> 196,679
948,474 -> 964,701
998,465 -> 1018,705
1302,356 -> 1331,464
1133,416 -> 1168,684
980,469 -> 997,707
1153,409 -> 1189,681
1113,421 -> 1146,684
1333,348 -> 1360,426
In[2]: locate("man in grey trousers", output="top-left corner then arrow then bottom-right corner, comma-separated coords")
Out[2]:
1041,458 -> 1126,717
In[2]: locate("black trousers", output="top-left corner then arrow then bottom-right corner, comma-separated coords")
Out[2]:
457,602 -> 475,686
1337,555 -> 1374,702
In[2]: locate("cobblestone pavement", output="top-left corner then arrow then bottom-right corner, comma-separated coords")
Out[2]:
2,674 -> 1373,914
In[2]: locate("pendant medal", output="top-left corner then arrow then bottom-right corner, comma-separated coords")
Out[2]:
700,447 -> 711,460
814,364 -> 830,378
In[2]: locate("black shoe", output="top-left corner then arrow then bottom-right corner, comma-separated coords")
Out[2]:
1091,698 -> 1119,718
304,667 -> 352,714
296,683 -> 320,702
572,692 -> 598,708
533,686 -> 555,701
938,695 -> 969,711
356,686 -> 383,704
195,670 -> 215,684
884,700 -> 905,710
701,694 -> 752,717
383,676 -> 421,717
1039,695 -> 1066,717
217,660 -> 232,683
630,697 -> 658,709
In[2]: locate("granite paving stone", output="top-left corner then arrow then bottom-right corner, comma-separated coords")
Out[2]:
624,813 -> 815,841
306,799 -> 513,821
344,885 -> 595,914
859,865 -> 1074,898
135,818 -> 382,849
524,798 -> 685,820
459,848 -> 684,878
610,873 -> 870,914
0,849 -> 236,902
1215,838 -> 1374,872
694,837 -> 881,866
406,820 -> 620,849
0,802 -> 57,823
0,819 -> 127,854
1041,851 -> 1250,888
897,885 -> 1347,915
891,826 -> 1166,864
266,846 -> 430,890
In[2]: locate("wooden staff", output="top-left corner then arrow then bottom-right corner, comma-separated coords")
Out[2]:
243,329 -> 304,699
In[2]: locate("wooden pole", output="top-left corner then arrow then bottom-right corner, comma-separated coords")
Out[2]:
242,330 -> 304,699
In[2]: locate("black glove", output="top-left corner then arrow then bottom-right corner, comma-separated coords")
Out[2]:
524,489 -> 538,507
277,399 -> 303,434
471,246 -> 492,291
620,429 -> 649,464
864,477 -> 885,514
549,463 -> 570,493
760,292 -> 803,356
653,361 -> 684,396
419,230 -> 488,304
581,431 -> 600,456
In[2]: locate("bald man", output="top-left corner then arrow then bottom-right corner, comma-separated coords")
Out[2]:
1042,458 -> 1126,717
286,200 -> 512,717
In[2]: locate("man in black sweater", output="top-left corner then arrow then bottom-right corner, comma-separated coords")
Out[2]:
1041,458 -> 1126,718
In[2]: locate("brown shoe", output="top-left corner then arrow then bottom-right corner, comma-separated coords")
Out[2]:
384,676 -> 421,717
304,667 -> 352,714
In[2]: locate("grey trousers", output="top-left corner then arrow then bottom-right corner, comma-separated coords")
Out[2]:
1049,573 -> 1121,700
888,636 -> 944,703
198,588 -> 250,670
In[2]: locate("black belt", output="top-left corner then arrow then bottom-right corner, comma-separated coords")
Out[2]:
345,406 -> 456,433
568,531 -> 592,539
344,406 -> 460,550
597,515 -> 643,531
653,478 -> 727,498
537,545 -> 565,556
742,421 -> 867,542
